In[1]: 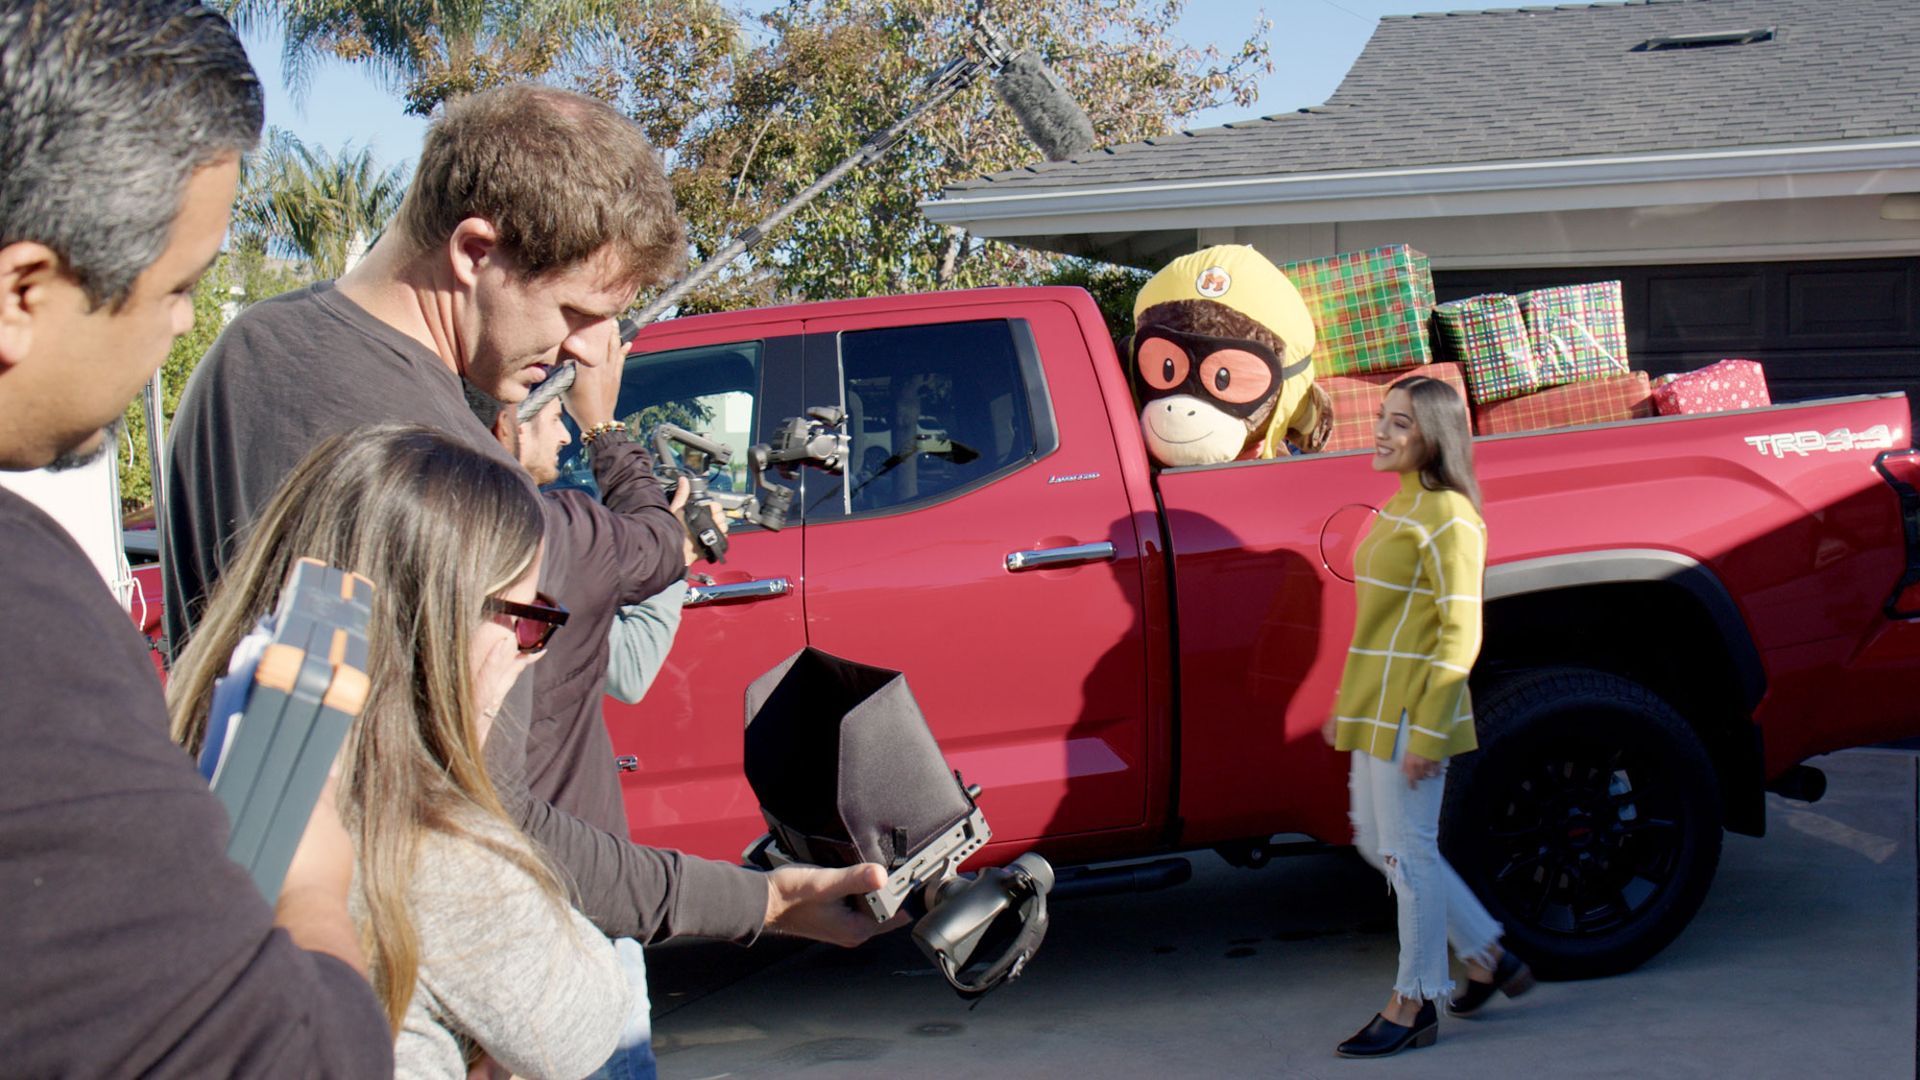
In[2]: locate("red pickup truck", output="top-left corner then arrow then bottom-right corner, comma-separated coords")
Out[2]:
127,284 -> 1920,978
588,284 -> 1920,979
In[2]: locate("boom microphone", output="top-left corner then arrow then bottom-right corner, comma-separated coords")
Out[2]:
516,317 -> 639,424
528,25 -> 1093,361
516,360 -> 576,423
624,25 -> 1094,327
991,50 -> 1095,161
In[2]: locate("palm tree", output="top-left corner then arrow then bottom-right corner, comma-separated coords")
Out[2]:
236,129 -> 409,279
218,0 -> 637,115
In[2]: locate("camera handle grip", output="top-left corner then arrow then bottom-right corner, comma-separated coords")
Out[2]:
912,852 -> 1053,1000
685,501 -> 729,563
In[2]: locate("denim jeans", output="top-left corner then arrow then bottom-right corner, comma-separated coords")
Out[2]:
586,938 -> 656,1080
1348,720 -> 1502,1003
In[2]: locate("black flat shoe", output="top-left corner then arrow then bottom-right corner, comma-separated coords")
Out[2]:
1335,1000 -> 1437,1058
1448,948 -> 1535,1017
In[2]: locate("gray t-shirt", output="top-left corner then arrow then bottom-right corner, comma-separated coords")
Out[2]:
162,282 -> 769,944
163,282 -> 500,635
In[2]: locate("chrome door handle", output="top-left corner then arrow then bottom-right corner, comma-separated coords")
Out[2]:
685,577 -> 791,605
1005,541 -> 1116,572
615,755 -> 639,773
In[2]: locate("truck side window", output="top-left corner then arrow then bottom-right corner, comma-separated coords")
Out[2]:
831,320 -> 1039,516
551,341 -> 764,509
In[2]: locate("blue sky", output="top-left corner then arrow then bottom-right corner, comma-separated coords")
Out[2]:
238,1 -> 1458,168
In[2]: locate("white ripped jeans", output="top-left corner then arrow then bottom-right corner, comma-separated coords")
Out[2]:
1348,722 -> 1503,1003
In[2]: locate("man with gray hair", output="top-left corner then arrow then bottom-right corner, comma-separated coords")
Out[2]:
0,1 -> 390,1074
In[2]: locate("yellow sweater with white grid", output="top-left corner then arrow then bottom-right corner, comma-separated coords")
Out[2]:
1333,472 -> 1485,762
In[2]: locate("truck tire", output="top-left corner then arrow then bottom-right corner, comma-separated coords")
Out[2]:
1440,668 -> 1722,980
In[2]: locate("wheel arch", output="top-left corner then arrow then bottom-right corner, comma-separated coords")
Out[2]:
1481,549 -> 1768,836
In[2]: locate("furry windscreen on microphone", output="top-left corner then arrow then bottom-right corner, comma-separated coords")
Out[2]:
992,50 -> 1095,161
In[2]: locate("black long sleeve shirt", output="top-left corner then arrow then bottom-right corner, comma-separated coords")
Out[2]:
0,488 -> 393,1077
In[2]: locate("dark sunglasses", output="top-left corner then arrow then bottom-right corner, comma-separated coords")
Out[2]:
485,591 -> 570,653
1129,326 -> 1311,418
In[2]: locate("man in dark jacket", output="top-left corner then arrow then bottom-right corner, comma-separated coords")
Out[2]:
0,2 -> 390,1073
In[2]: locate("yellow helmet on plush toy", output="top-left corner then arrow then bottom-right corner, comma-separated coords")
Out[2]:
1134,246 -> 1316,354
1132,246 -> 1323,463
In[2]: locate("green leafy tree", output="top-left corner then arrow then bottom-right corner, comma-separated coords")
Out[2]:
570,0 -> 765,313
219,0 -> 641,115
233,128 -> 408,279
1043,258 -> 1150,341
573,0 -> 1270,311
629,400 -> 717,439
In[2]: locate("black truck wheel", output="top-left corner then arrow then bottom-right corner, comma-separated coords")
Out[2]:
1440,668 -> 1722,980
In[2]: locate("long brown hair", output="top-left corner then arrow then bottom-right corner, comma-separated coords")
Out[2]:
1389,375 -> 1483,512
167,424 -> 557,1031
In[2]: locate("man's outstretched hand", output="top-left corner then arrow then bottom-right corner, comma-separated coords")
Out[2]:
763,863 -> 907,947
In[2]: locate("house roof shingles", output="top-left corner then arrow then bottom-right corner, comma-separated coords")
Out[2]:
940,0 -> 1920,196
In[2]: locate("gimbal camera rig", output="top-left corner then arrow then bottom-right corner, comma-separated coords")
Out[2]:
648,406 -> 850,562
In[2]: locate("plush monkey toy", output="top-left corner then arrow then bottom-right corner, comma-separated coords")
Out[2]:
1130,245 -> 1331,466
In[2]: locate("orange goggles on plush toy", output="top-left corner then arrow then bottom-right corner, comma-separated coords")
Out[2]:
1130,327 -> 1310,419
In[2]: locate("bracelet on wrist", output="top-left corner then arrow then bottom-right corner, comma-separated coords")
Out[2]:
579,420 -> 627,447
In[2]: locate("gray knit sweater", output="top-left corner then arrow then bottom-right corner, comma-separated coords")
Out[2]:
363,813 -> 631,1079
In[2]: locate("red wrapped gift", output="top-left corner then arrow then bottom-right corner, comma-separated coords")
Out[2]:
1474,371 -> 1654,435
1651,359 -> 1771,416
1320,363 -> 1469,452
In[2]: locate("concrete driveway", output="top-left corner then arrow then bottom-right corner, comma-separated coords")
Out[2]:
647,750 -> 1917,1079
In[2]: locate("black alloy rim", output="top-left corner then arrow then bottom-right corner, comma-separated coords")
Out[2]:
1473,737 -> 1685,937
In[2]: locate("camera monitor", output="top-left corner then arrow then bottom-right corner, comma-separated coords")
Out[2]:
743,648 -> 1052,998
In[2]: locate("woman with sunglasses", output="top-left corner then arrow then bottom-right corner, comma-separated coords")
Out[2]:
170,425 -> 625,1079
1320,377 -> 1532,1059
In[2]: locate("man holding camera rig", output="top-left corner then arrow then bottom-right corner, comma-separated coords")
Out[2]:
162,80 -> 894,1004
0,2 -> 392,1073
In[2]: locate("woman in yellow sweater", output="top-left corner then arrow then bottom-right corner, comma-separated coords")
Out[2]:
1320,376 -> 1533,1059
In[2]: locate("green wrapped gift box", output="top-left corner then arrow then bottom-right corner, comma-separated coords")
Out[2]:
1434,293 -> 1538,405
1521,281 -> 1629,386
1278,244 -> 1436,376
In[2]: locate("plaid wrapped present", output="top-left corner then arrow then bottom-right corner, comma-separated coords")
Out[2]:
1652,359 -> 1771,416
1434,294 -> 1538,405
1319,363 -> 1470,453
1520,281 -> 1630,386
1278,245 -> 1436,377
1474,371 -> 1654,435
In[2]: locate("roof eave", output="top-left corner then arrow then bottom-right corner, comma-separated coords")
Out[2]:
921,137 -> 1920,237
